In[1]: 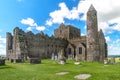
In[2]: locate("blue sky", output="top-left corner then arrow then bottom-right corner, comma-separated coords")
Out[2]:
0,0 -> 120,56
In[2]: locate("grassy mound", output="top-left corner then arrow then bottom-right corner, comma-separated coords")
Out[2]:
0,59 -> 120,80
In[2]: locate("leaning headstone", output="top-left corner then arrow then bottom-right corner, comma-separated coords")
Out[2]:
58,49 -> 66,64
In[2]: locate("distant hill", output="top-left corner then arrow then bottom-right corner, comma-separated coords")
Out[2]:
0,55 -> 6,57
108,55 -> 120,57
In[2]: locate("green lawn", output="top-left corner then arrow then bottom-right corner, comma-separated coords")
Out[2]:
0,59 -> 120,80
115,58 -> 120,63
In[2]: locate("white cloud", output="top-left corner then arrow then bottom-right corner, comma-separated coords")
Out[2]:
0,45 -> 6,55
20,18 -> 46,31
81,33 -> 85,36
0,36 -> 6,55
46,2 -> 80,26
26,27 -> 33,31
46,19 -> 53,26
69,7 -> 80,20
99,22 -> 113,34
21,18 -> 37,27
0,36 -> 6,44
36,26 -> 46,31
105,36 -> 111,42
108,39 -> 120,55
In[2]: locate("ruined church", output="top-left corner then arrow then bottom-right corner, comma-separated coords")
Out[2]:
6,5 -> 107,62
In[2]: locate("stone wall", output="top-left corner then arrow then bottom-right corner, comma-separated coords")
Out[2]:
6,32 -> 13,60
6,27 -> 68,62
54,23 -> 69,39
99,29 -> 106,62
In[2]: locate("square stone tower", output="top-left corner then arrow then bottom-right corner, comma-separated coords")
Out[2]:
54,23 -> 80,40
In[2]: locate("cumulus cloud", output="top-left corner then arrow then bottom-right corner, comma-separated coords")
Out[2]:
0,36 -> 6,55
46,2 -> 80,26
0,45 -> 6,55
46,0 -> 120,34
36,26 -> 46,31
20,18 -> 46,31
21,18 -> 37,26
0,36 -> 6,44
81,33 -> 85,36
108,39 -> 120,55
26,27 -> 33,31
105,36 -> 111,42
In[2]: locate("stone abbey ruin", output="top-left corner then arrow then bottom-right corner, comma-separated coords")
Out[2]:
6,5 -> 107,63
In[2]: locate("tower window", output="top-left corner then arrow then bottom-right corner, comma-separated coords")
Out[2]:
60,30 -> 62,34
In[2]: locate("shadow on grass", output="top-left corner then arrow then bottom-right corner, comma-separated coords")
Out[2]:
0,65 -> 14,69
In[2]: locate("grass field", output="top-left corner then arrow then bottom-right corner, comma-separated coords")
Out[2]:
0,59 -> 120,80
115,58 -> 120,62
108,57 -> 120,63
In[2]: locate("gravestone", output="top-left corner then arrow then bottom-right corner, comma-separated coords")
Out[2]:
51,53 -> 55,60
74,54 -> 81,65
68,54 -> 73,60
15,59 -> 23,63
51,53 -> 58,60
54,55 -> 58,60
104,59 -> 108,64
75,54 -> 79,62
110,58 -> 115,64
0,59 -> 5,66
28,58 -> 41,64
58,49 -> 66,64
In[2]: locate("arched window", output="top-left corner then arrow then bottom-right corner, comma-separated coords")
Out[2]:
48,44 -> 49,47
68,48 -> 71,54
60,30 -> 62,34
79,47 -> 82,54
